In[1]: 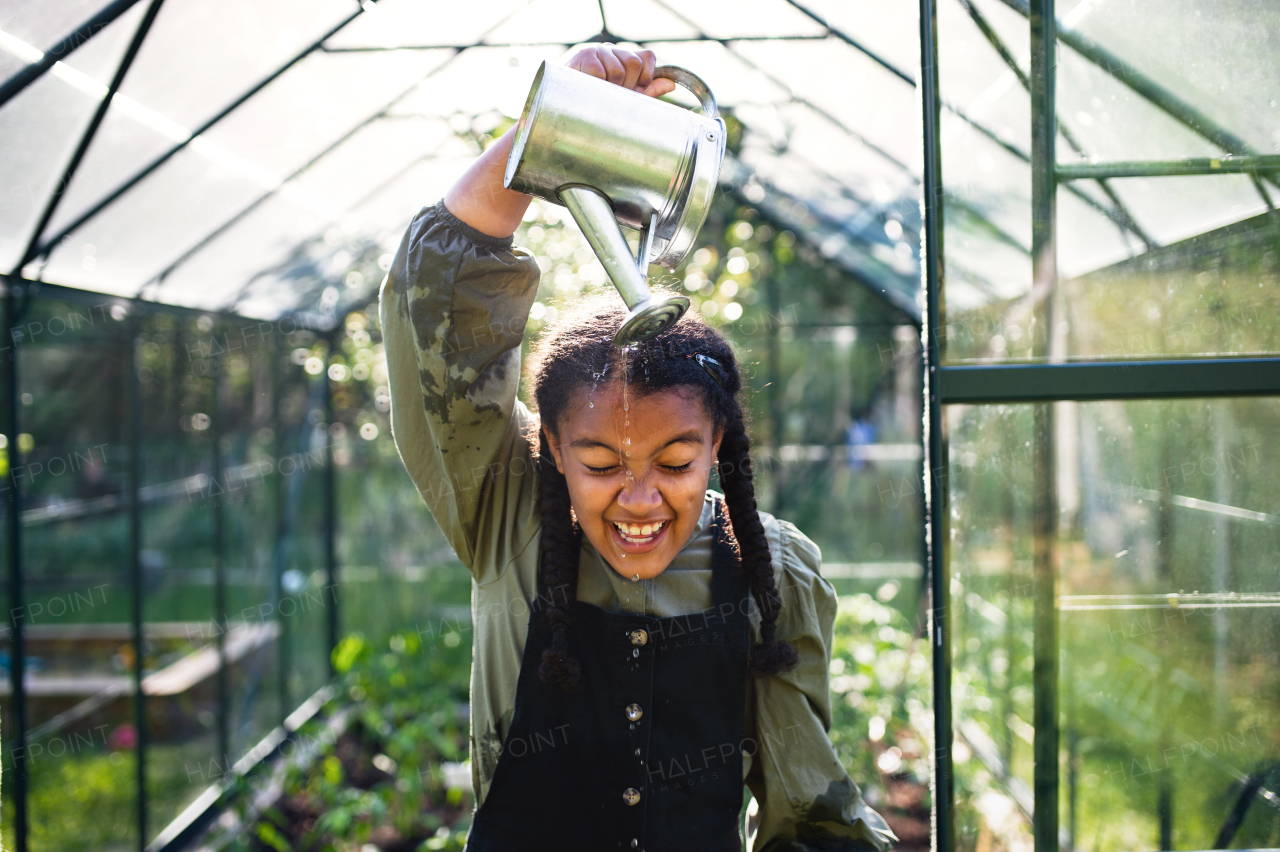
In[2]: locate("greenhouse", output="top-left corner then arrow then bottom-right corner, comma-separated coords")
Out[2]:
0,0 -> 1276,851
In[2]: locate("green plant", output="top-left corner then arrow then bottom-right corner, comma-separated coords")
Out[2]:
829,592 -> 932,807
231,627 -> 473,851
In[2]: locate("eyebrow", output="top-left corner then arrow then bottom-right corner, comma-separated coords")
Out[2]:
570,430 -> 705,456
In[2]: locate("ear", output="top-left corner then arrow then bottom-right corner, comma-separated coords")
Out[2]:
542,425 -> 566,474
711,426 -> 724,462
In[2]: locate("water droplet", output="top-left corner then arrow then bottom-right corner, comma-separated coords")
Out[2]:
588,401 -> 594,408
631,574 -> 640,582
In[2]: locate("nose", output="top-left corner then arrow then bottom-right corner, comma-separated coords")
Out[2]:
617,470 -> 662,515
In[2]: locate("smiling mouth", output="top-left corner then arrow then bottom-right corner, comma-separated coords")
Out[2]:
611,520 -> 667,546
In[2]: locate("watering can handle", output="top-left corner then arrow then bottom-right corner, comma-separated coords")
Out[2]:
653,66 -> 718,119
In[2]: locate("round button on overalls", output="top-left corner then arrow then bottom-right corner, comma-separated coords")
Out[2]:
626,703 -> 643,721
623,787 -> 642,806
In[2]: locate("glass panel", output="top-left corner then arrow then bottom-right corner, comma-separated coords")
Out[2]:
939,0 -> 1033,156
282,390 -> 330,709
0,1 -> 135,81
234,154 -> 478,320
1055,180 -> 1142,281
153,116 -> 454,314
326,0 -> 529,49
387,44 -> 569,121
214,320 -> 287,761
648,0 -> 824,40
43,0 -> 356,239
1058,197 -> 1280,360
1094,175 -> 1270,250
937,0 -> 1034,362
0,4 -> 144,271
598,0 -> 702,42
134,311 -> 220,840
11,296 -> 138,851
750,329 -> 924,606
944,40 -> 1280,362
1056,41 -> 1223,163
0,71 -> 103,272
0,0 -> 119,57
948,397 -> 1280,852
1064,0 -> 1280,157
41,142 -> 280,297
735,101 -> 912,207
477,0 -> 605,46
790,0 -> 919,82
107,0 -> 356,132
196,48 -> 453,179
733,38 -> 920,168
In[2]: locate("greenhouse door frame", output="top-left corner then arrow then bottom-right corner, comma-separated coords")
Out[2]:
916,1 -> 1280,852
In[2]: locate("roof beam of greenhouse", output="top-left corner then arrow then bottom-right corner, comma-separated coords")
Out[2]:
25,5 -> 368,270
0,0 -> 147,108
13,0 -> 166,277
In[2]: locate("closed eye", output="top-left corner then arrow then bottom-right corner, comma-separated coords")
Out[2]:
586,463 -> 619,474
662,462 -> 693,473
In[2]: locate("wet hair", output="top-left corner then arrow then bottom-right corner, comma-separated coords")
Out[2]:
528,290 -> 799,691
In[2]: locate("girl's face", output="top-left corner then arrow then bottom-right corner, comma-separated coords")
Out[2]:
543,381 -> 722,580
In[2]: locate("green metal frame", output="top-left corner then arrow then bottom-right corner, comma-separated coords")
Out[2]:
941,359 -> 1280,404
5,1 -> 1279,850
0,272 -> 341,852
917,4 -> 954,852
918,1 -> 1280,851
1058,156 -> 1280,180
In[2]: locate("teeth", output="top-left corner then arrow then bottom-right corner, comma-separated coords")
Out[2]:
615,521 -> 664,541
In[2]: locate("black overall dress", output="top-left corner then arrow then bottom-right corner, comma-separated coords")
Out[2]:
464,500 -> 753,852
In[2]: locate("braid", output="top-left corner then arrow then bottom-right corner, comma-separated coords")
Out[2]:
717,406 -> 800,676
535,430 -> 584,691
529,290 -> 799,685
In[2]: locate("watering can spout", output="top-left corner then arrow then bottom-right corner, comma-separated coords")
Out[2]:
559,186 -> 689,346
506,62 -> 723,346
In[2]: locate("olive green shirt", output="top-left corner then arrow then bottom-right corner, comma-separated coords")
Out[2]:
379,201 -> 895,852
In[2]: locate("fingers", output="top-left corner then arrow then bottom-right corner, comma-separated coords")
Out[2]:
565,45 -> 668,98
596,45 -> 628,86
566,47 -> 608,80
641,77 -> 677,98
617,49 -> 646,91
638,50 -> 657,92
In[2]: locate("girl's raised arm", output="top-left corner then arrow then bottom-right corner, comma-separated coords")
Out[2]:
378,46 -> 675,581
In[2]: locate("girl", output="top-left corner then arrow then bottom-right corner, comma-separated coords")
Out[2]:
380,44 -> 895,852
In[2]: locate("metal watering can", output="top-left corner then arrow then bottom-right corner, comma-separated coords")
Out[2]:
504,62 -> 726,346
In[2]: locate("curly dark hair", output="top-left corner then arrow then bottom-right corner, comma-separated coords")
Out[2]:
528,290 -> 799,691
